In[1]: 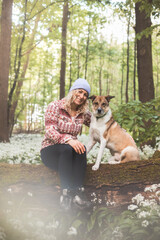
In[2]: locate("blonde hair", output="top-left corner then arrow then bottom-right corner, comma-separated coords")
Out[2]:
64,89 -> 89,114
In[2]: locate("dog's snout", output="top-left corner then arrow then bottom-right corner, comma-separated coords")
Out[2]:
98,108 -> 101,113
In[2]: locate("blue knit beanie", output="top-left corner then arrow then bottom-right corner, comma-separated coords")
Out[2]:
69,78 -> 91,96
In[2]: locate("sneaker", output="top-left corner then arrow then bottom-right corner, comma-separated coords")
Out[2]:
60,189 -> 72,211
73,187 -> 92,209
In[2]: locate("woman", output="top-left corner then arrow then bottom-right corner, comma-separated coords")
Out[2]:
40,78 -> 91,211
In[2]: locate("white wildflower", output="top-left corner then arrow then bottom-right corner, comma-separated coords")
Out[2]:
27,192 -> 33,197
106,201 -> 116,206
67,226 -> 77,236
8,160 -> 14,164
142,220 -> 149,227
0,227 -> 6,240
98,199 -> 102,204
128,204 -> 138,211
144,184 -> 159,192
91,192 -> 96,197
139,145 -> 155,159
112,226 -> 123,240
132,193 -> 144,205
137,210 -> 151,219
0,134 -> 42,165
91,197 -> 97,203
139,199 -> 157,207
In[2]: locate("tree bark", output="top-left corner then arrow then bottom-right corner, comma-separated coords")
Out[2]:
1,158 -> 160,187
135,1 -> 155,147
60,0 -> 69,99
69,17 -> 73,90
77,39 -> 80,79
0,0 -> 13,142
133,36 -> 137,100
8,0 -> 28,136
126,14 -> 130,103
135,1 -> 155,103
99,56 -> 103,95
121,43 -> 125,104
84,15 -> 91,80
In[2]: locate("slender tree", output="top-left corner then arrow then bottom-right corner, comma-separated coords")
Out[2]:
126,13 -> 131,103
133,36 -> 137,100
0,0 -> 13,142
135,0 -> 155,102
84,15 -> 91,79
8,13 -> 40,135
135,0 -> 155,146
60,0 -> 69,99
121,42 -> 125,104
8,0 -> 28,135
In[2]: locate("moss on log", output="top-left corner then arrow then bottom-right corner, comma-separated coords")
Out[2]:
86,158 -> 160,187
1,158 -> 160,187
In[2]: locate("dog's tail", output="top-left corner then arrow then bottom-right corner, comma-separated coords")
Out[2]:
120,146 -> 140,163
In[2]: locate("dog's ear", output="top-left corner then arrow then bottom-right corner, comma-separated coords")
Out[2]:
105,95 -> 115,102
88,95 -> 97,101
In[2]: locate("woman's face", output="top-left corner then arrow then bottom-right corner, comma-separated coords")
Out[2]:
73,89 -> 88,106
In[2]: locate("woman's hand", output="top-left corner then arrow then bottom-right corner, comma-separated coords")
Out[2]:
66,139 -> 86,154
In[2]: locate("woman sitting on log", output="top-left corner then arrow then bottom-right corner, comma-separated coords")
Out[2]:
40,78 -> 91,211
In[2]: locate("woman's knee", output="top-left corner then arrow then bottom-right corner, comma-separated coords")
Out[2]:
60,144 -> 73,154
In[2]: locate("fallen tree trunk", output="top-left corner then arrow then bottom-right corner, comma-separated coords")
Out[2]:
1,158 -> 160,187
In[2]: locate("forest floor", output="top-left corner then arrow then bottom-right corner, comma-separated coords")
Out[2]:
1,162 -> 160,240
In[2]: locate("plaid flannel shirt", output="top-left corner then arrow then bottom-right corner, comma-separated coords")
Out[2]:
41,98 -> 91,149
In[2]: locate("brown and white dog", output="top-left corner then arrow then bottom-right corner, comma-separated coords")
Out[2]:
87,95 -> 140,171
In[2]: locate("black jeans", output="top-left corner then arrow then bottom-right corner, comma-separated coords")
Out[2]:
40,144 -> 87,190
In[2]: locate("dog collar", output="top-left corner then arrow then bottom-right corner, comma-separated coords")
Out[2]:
96,113 -> 107,120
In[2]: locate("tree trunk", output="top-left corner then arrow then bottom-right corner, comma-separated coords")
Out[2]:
99,56 -> 103,95
0,0 -> 13,142
135,1 -> 155,147
60,0 -> 69,99
69,18 -> 73,90
133,36 -> 137,100
8,0 -> 28,136
77,40 -> 80,79
84,16 -> 91,80
126,14 -> 130,103
135,1 -> 155,103
155,35 -> 159,97
121,43 -> 125,104
1,157 -> 160,188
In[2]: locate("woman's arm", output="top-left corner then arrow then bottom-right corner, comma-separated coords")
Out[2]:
45,102 -> 73,144
83,111 -> 91,127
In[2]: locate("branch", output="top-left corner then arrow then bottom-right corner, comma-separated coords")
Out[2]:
27,1 -> 64,21
8,0 -> 28,112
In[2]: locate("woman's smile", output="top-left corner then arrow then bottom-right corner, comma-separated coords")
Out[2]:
73,89 -> 88,106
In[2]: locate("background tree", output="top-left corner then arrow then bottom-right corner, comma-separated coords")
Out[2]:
0,0 -> 159,141
0,0 -> 13,142
60,0 -> 69,99
135,0 -> 155,102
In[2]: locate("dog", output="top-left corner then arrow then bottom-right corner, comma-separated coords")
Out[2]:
87,95 -> 140,171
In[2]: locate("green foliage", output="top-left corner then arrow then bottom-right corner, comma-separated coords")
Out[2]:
113,98 -> 160,147
1,0 -> 159,133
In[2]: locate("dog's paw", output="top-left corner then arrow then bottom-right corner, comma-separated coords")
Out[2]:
92,164 -> 99,171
